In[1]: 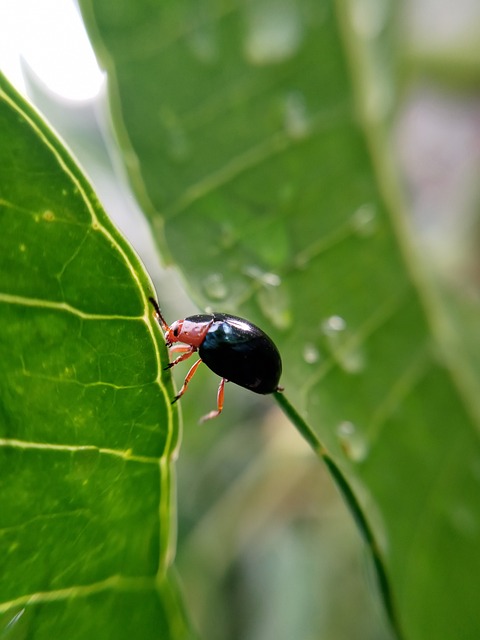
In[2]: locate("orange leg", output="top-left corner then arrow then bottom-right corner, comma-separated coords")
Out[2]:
165,345 -> 196,370
169,344 -> 193,353
200,377 -> 226,423
172,358 -> 203,404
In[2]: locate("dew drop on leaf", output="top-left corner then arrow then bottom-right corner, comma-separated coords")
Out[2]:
168,128 -> 190,162
187,23 -> 218,64
219,222 -> 237,250
257,282 -> 292,330
351,203 -> 379,237
283,91 -> 311,140
203,272 -> 228,301
321,316 -> 366,374
302,342 -> 320,364
244,0 -> 304,64
336,421 -> 369,462
245,266 -> 291,329
159,108 -> 191,162
322,315 -> 347,334
244,265 -> 281,287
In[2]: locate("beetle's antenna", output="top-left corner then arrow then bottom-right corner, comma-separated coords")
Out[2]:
148,297 -> 170,331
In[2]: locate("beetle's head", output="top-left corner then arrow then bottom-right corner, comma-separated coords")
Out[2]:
166,318 -> 211,347
149,299 -> 212,348
165,320 -> 183,346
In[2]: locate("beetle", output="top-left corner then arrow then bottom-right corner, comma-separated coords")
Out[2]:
149,297 -> 283,422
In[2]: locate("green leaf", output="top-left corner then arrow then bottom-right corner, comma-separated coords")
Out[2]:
0,74 -> 190,637
78,1 -> 480,639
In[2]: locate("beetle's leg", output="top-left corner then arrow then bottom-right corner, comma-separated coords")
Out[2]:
165,345 -> 196,370
172,358 -> 203,404
169,344 -> 192,353
200,377 -> 226,423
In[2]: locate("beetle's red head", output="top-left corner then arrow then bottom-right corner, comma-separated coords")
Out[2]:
165,319 -> 182,346
167,318 -> 212,347
149,298 -> 211,348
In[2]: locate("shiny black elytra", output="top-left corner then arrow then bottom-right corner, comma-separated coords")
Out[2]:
149,298 -> 283,422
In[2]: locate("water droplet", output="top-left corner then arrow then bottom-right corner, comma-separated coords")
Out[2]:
257,283 -> 292,330
160,108 -> 191,162
203,273 -> 228,301
322,315 -> 347,334
351,203 -> 379,237
244,265 -> 281,287
267,273 -> 281,287
337,421 -> 369,462
321,316 -> 366,374
244,0 -> 304,65
219,223 -> 236,250
187,23 -> 218,63
244,266 -> 291,329
283,91 -> 311,140
303,342 -> 320,364
168,128 -> 190,162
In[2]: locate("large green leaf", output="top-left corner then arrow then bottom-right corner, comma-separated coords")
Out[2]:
0,74 -> 191,637
78,1 -> 480,638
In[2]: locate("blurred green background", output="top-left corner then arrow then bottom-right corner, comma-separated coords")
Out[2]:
2,0 -> 480,638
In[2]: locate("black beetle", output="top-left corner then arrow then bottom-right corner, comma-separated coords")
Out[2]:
149,297 -> 282,422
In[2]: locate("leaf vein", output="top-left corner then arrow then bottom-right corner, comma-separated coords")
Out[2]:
0,292 -> 142,320
366,345 -> 432,443
163,107 -> 349,219
0,574 -> 157,614
0,438 -> 159,464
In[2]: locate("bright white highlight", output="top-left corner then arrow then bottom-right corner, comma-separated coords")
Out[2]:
0,0 -> 104,101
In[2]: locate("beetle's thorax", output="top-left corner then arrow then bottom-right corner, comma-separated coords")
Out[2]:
167,318 -> 213,347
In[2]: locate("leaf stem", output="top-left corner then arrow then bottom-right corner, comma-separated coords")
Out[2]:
273,391 -> 403,640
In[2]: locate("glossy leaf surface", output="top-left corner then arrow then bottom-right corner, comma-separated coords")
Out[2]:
0,74 -> 188,638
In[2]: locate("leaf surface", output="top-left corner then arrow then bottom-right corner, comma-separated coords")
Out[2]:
0,74 -> 188,638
